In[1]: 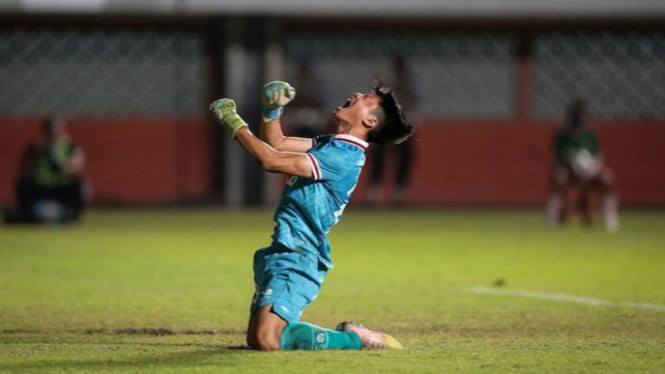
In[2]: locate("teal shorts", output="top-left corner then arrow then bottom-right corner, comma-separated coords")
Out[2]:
250,244 -> 328,324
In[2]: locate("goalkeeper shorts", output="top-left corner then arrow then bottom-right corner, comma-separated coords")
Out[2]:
250,243 -> 328,324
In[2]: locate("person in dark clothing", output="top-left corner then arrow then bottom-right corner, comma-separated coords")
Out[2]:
367,55 -> 421,207
545,100 -> 619,231
5,116 -> 86,224
286,58 -> 329,138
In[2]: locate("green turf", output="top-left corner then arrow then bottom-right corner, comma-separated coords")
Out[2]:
1,208 -> 664,373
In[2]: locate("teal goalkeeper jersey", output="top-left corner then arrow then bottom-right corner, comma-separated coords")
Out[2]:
271,134 -> 368,268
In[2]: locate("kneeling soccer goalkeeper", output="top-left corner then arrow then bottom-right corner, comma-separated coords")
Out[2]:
210,80 -> 414,351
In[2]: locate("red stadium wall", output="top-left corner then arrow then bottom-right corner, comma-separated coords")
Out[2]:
354,120 -> 665,206
0,117 -> 214,205
1,118 -> 664,207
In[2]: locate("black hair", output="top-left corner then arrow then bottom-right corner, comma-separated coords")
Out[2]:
367,81 -> 414,145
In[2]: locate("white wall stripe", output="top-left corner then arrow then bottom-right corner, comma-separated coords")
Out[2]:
15,0 -> 665,18
472,286 -> 665,312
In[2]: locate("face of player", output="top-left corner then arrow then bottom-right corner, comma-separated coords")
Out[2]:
333,92 -> 380,133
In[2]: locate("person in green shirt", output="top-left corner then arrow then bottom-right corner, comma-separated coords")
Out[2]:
546,100 -> 618,231
5,116 -> 86,224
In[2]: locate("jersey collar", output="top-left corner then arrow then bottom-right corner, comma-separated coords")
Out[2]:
333,134 -> 369,151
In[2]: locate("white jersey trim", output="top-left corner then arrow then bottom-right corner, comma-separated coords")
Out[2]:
306,153 -> 321,180
333,134 -> 369,150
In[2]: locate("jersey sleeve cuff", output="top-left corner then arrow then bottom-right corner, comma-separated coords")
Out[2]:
306,153 -> 321,180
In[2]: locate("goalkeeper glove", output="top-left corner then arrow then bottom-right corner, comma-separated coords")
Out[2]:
261,81 -> 296,122
209,98 -> 249,138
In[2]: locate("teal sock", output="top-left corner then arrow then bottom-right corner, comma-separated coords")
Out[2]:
279,322 -> 362,350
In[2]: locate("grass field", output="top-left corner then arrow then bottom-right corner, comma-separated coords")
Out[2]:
1,208 -> 664,373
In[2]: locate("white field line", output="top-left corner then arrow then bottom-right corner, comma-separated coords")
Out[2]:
472,286 -> 665,312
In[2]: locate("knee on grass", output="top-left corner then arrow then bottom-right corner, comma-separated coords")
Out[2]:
248,326 -> 282,351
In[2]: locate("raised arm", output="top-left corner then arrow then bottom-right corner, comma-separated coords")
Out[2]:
237,127 -> 313,178
210,97 -> 314,179
260,81 -> 315,153
261,119 -> 313,153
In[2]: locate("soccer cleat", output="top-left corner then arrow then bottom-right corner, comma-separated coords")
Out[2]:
336,321 -> 403,350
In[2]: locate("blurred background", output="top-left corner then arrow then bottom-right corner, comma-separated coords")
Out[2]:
1,0 -> 664,211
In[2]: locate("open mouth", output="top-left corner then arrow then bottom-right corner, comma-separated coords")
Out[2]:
336,97 -> 353,111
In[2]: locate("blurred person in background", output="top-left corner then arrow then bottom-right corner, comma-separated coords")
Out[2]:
4,116 -> 86,224
285,57 -> 329,138
545,100 -> 619,231
367,54 -> 422,207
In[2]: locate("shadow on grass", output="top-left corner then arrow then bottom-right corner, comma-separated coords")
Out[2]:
0,344 -> 255,372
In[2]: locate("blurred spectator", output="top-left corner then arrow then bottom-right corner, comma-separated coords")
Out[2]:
367,55 -> 422,207
4,116 -> 86,224
286,57 -> 329,137
545,100 -> 619,231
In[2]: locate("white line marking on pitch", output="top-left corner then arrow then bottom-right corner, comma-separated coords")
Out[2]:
472,287 -> 665,312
